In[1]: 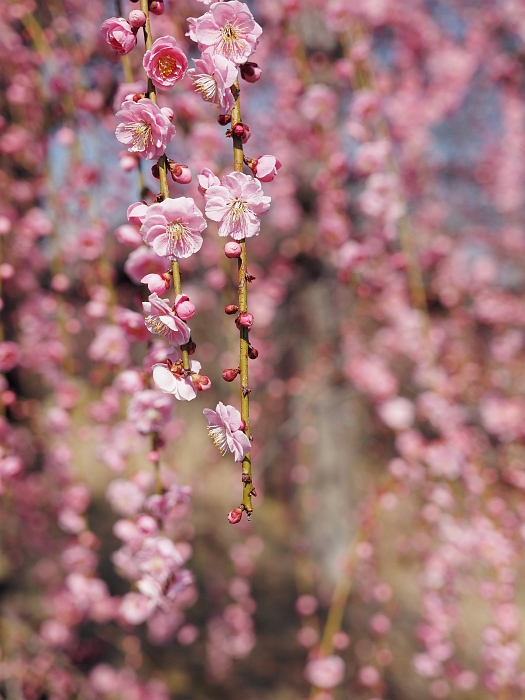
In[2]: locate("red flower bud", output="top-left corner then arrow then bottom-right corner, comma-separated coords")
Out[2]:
232,122 -> 247,138
149,0 -> 164,14
218,114 -> 231,126
227,508 -> 243,524
151,163 -> 160,179
241,124 -> 251,144
248,345 -> 259,359
225,304 -> 239,315
236,312 -> 254,330
222,368 -> 240,382
168,161 -> 192,184
240,62 -> 262,83
182,339 -> 196,355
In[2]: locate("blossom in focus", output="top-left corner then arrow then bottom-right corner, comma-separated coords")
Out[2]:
100,17 -> 137,56
142,293 -> 191,346
188,1 -> 262,65
197,167 -> 221,195
187,53 -> 237,113
141,273 -> 171,295
204,171 -> 270,239
115,98 -> 175,160
127,389 -> 172,434
250,155 -> 282,182
152,350 -> 204,401
143,36 -> 188,89
203,401 -> 250,462
304,655 -> 345,689
140,197 -> 206,259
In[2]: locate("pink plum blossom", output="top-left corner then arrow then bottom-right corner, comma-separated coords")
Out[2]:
141,273 -> 171,295
127,389 -> 172,434
252,155 -> 282,182
114,224 -> 142,248
106,479 -> 146,517
100,17 -> 137,56
203,401 -> 250,461
124,246 -> 169,284
127,201 -> 148,226
143,293 -> 191,346
143,36 -> 188,90
174,294 -> 195,320
120,592 -> 155,625
187,53 -> 237,113
204,171 -> 271,239
197,167 -> 221,195
115,98 -> 175,160
304,655 -> 345,689
140,197 -> 206,259
188,1 -> 262,65
152,349 -> 204,401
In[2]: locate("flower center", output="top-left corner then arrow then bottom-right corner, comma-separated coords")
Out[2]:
193,74 -> 218,101
207,425 -> 228,456
167,221 -> 190,256
219,21 -> 246,59
145,316 -> 171,338
157,55 -> 178,79
125,120 -> 152,151
229,198 -> 248,222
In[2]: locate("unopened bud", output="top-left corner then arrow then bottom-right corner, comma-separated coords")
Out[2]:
149,0 -> 164,14
239,419 -> 246,431
240,62 -> 262,83
193,374 -> 212,391
218,114 -> 231,126
225,304 -> 239,315
227,508 -> 243,524
248,345 -> 259,359
169,162 -> 192,184
241,124 -> 251,144
232,122 -> 247,138
128,9 -> 146,27
222,368 -> 240,382
236,312 -> 254,330
224,241 -> 242,258
151,163 -> 160,179
174,294 -> 195,320
132,93 -> 144,102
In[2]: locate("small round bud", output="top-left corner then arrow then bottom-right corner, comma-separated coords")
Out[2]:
232,122 -> 246,138
151,164 -> 160,179
225,304 -> 239,315
149,0 -> 164,14
236,312 -> 254,330
128,9 -> 146,27
227,508 -> 243,524
174,294 -> 196,320
218,114 -> 232,126
248,345 -> 259,359
169,162 -> 192,184
224,241 -> 242,258
240,62 -> 262,83
132,93 -> 144,102
222,368 -> 240,382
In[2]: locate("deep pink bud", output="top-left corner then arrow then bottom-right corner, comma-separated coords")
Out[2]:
169,162 -> 192,184
241,125 -> 251,144
224,241 -> 242,258
248,345 -> 259,359
174,294 -> 195,320
240,62 -> 262,83
232,122 -> 247,138
236,312 -> 254,330
151,163 -> 160,179
227,508 -> 243,524
218,114 -> 232,126
222,368 -> 240,382
239,419 -> 246,431
193,374 -> 212,392
149,0 -> 164,14
225,304 -> 239,315
128,10 -> 146,27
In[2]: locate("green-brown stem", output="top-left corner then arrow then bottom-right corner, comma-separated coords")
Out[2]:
231,79 -> 253,515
